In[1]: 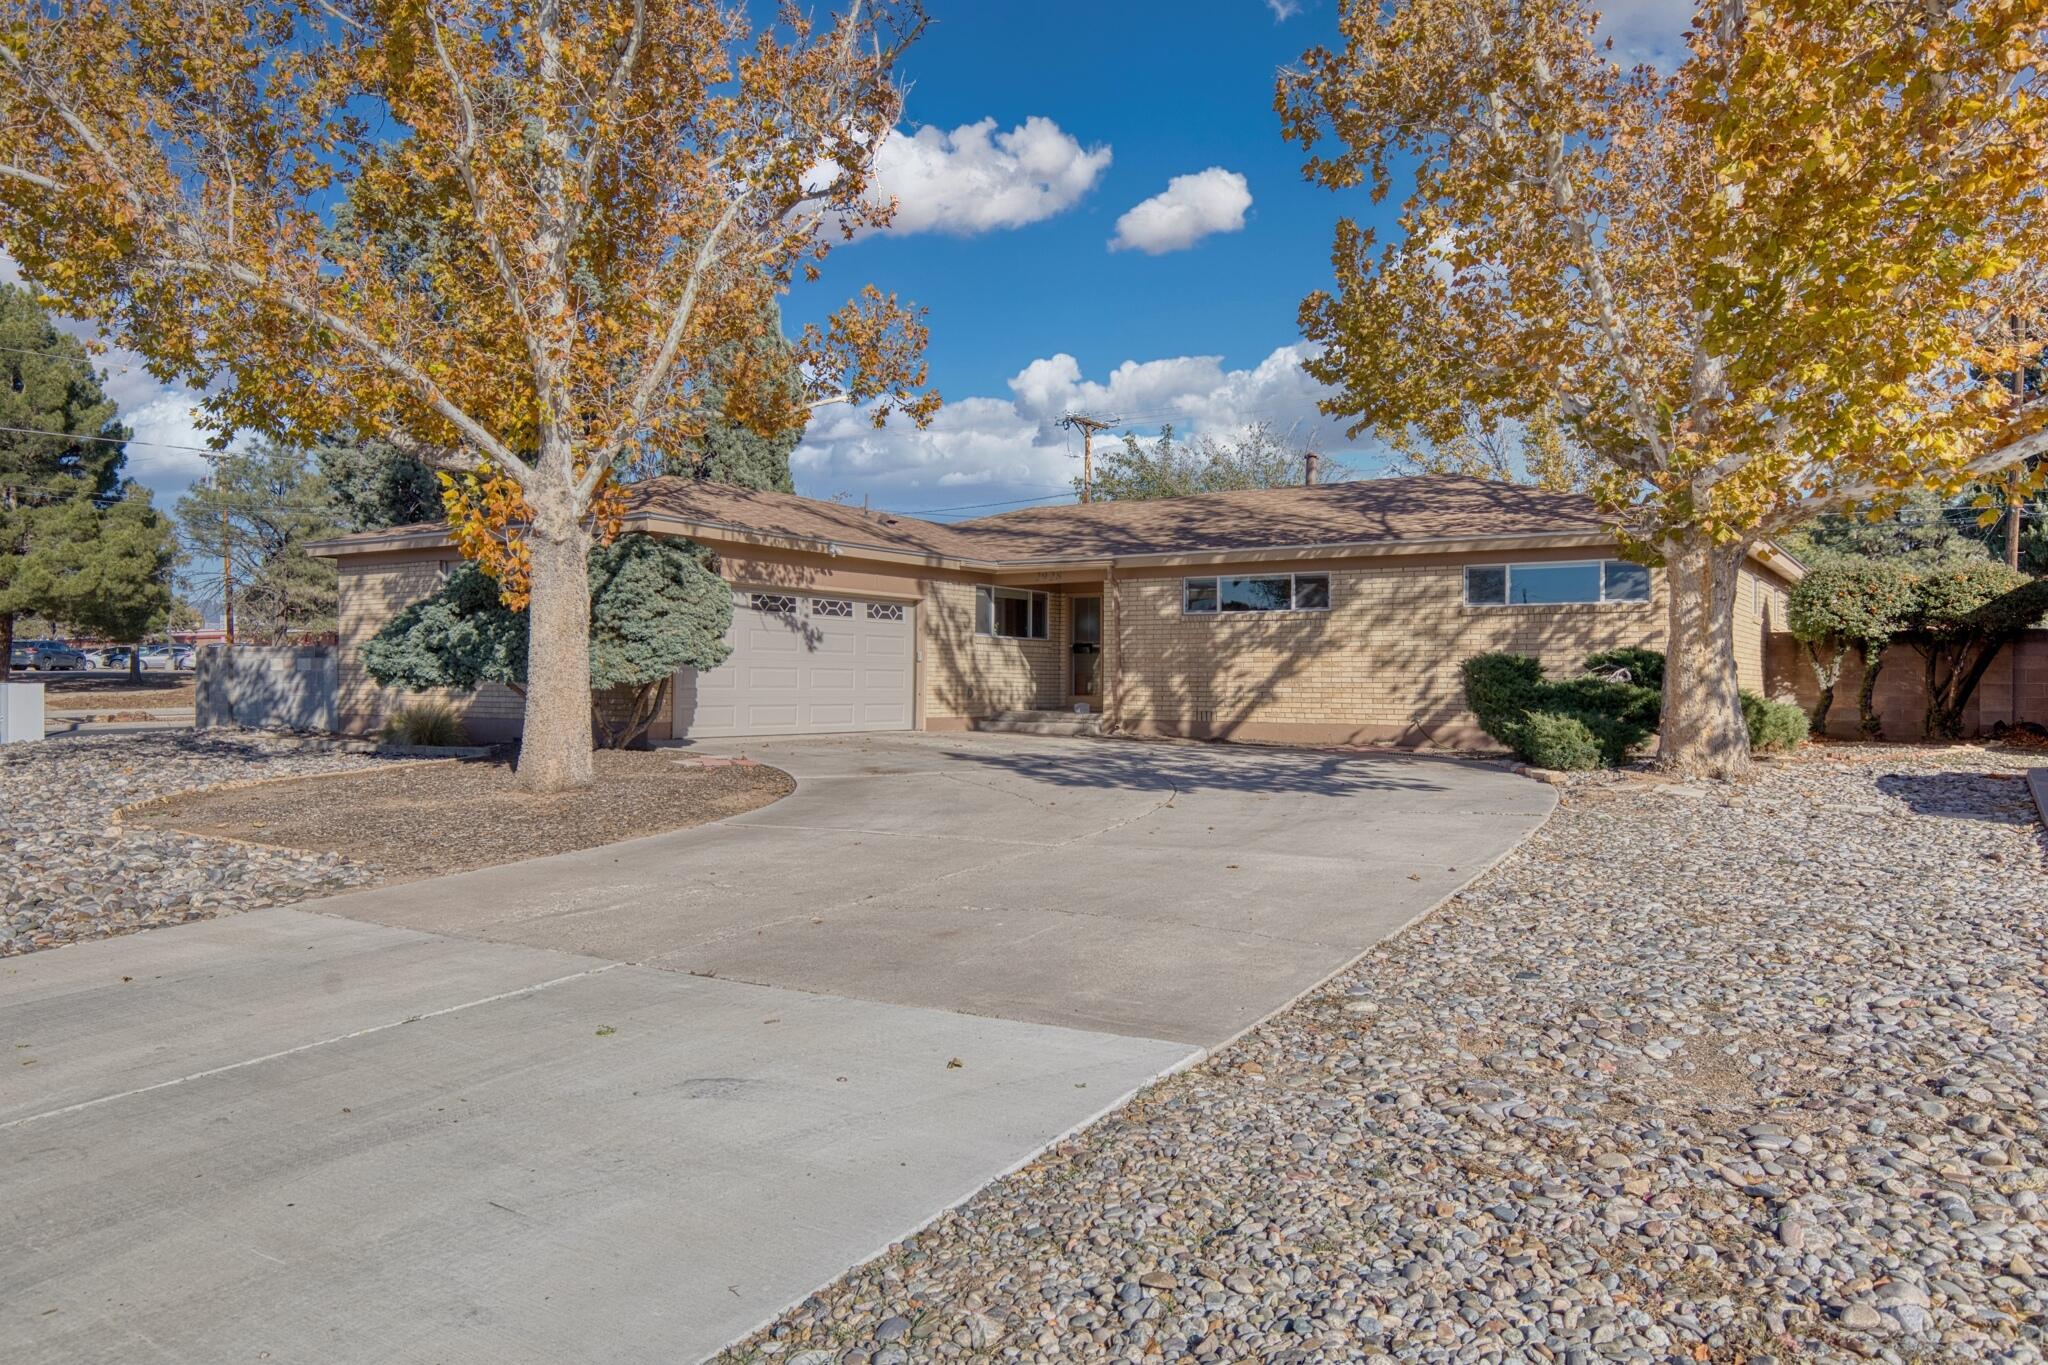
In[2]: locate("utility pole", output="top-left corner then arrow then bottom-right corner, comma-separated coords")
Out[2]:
213,470 -> 235,647
1059,413 -> 1118,504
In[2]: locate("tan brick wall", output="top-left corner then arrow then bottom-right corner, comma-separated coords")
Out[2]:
920,579 -> 1069,720
1734,563 -> 1793,696
336,553 -> 526,742
1106,553 -> 1669,746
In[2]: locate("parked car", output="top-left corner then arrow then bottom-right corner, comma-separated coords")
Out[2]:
8,639 -> 88,671
84,647 -> 131,669
136,645 -> 197,672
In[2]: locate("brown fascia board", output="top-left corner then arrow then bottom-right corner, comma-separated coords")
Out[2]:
310,511 -> 1805,581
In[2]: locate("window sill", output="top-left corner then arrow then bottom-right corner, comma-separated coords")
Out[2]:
1459,601 -> 1653,614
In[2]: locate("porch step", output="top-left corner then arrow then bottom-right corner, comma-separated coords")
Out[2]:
970,709 -> 1103,737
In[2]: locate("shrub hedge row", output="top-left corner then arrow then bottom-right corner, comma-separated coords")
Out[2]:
1462,648 -> 1807,770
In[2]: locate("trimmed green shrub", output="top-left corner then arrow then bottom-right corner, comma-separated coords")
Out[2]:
1516,711 -> 1606,770
1740,691 -> 1807,754
1462,652 -> 1659,768
1582,646 -> 1665,691
1543,675 -> 1662,730
380,700 -> 468,747
1461,652 -> 1545,738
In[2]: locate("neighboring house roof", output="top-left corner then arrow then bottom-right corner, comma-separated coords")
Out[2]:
309,473 -> 1804,579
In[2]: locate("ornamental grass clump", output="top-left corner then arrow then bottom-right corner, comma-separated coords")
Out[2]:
379,700 -> 468,747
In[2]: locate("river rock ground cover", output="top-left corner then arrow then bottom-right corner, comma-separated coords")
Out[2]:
5,730 -> 794,954
724,744 -> 2048,1365
2,730 -> 392,956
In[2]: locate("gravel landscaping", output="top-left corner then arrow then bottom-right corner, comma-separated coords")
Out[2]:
5,734 -> 797,954
2,731 -> 393,956
723,745 -> 2048,1365
127,747 -> 795,881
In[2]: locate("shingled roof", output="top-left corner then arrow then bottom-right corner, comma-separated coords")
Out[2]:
313,474 -> 1625,565
626,474 -> 1617,562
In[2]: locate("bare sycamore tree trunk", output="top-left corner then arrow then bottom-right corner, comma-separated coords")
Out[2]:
1856,642 -> 1888,738
1803,640 -> 1843,736
518,476 -> 595,793
1658,532 -> 1752,780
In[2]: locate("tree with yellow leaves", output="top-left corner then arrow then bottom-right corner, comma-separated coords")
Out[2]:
1281,0 -> 2048,777
0,0 -> 937,790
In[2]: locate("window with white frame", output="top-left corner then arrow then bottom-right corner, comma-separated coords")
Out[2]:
1182,573 -> 1331,615
974,586 -> 1049,639
1463,560 -> 1650,606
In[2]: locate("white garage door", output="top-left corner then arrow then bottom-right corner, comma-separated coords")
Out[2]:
672,591 -> 915,739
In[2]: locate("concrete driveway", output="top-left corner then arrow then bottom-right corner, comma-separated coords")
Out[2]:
3,733 -> 1551,1364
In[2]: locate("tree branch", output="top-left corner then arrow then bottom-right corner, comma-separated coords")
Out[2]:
585,193 -> 746,494
1774,418 -> 2048,526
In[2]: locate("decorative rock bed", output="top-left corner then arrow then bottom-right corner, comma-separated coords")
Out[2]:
1,731 -> 396,956
724,745 -> 2048,1365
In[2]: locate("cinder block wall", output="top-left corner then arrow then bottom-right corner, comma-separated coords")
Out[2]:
1768,627 -> 2048,739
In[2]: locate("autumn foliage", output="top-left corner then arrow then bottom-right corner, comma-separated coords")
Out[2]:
0,0 -> 937,789
1280,0 -> 2048,776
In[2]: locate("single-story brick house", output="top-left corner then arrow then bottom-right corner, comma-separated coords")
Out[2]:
311,474 -> 1803,747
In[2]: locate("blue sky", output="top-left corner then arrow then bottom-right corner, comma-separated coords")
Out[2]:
53,0 -> 1692,519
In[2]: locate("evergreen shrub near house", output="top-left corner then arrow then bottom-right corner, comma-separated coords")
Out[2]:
363,534 -> 733,749
1582,646 -> 1666,691
1465,646 -> 1807,767
1460,652 -> 1660,769
1740,691 -> 1809,754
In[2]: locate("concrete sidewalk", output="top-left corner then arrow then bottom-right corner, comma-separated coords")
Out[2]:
3,913 -> 1191,1365
2,732 -> 1552,1364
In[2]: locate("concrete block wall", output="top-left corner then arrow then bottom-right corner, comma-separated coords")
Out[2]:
195,645 -> 339,732
1768,627 -> 2048,739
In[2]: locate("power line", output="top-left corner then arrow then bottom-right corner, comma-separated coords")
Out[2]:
0,420 -> 228,458
884,489 -> 1078,518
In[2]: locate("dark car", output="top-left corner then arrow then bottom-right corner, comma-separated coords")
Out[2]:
8,639 -> 88,671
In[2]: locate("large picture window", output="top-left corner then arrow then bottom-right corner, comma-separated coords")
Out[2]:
1183,573 -> 1332,615
975,586 -> 1049,639
1463,560 -> 1651,606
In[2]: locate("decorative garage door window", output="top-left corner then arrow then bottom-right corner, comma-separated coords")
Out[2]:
750,593 -> 797,615
813,598 -> 854,618
866,602 -> 905,622
1182,573 -> 1330,614
1462,560 -> 1650,606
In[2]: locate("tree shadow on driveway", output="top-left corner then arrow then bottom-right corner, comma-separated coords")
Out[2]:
932,736 -> 1486,799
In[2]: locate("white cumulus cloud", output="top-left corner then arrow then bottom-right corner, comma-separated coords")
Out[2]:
1109,168 -> 1252,255
1596,0 -> 1696,68
1266,0 -> 1303,19
793,343 -> 1366,513
863,116 -> 1111,237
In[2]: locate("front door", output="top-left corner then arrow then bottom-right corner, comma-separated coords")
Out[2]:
1070,594 -> 1101,700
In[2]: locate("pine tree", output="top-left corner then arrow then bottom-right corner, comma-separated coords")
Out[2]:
0,282 -> 139,679
663,310 -> 804,494
316,437 -> 444,531
175,440 -> 346,643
